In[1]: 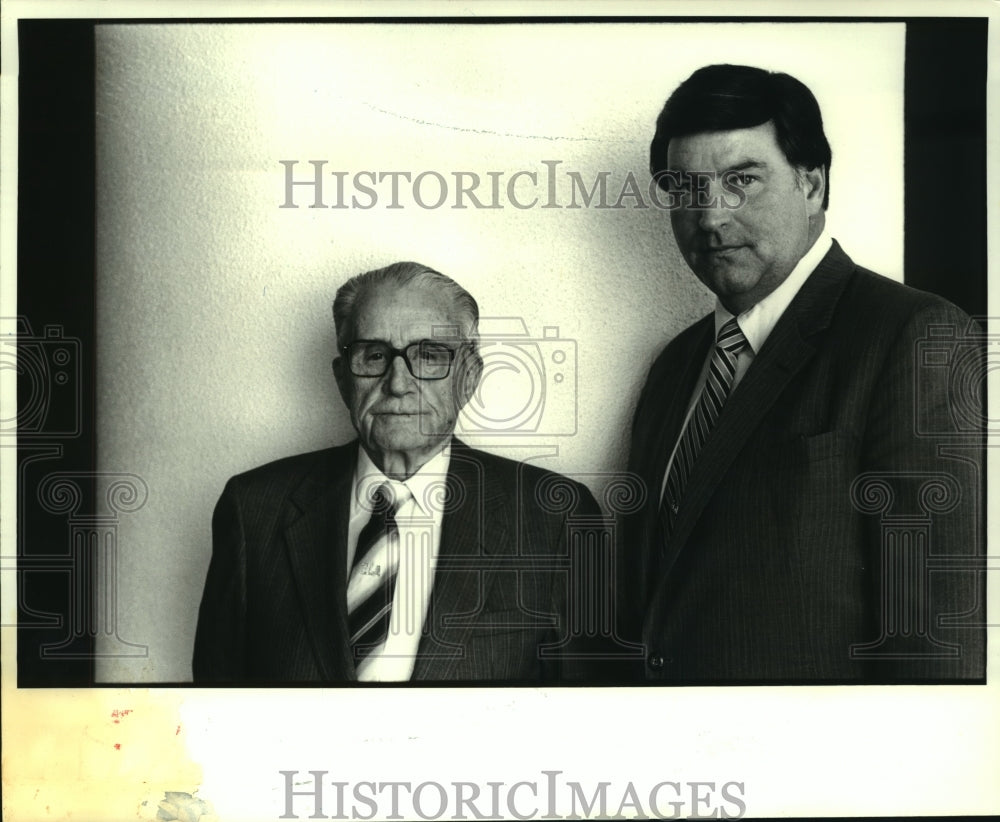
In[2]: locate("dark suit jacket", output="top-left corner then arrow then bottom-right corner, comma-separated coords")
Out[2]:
622,241 -> 985,683
193,439 -> 603,683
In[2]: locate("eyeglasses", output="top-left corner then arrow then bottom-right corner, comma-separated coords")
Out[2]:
341,339 -> 459,380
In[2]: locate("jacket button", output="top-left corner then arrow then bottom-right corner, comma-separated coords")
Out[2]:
648,654 -> 664,669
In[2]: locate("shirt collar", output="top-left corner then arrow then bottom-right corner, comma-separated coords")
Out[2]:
352,441 -> 453,518
714,228 -> 833,353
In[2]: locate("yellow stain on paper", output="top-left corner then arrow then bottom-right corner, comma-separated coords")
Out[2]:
2,688 -> 212,822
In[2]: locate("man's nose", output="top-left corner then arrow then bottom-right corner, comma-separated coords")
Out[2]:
384,353 -> 415,394
694,179 -> 732,232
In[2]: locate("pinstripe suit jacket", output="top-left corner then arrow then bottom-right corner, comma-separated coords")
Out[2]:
622,241 -> 985,682
193,439 -> 602,683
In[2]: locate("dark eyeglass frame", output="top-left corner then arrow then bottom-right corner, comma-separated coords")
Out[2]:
339,338 -> 462,380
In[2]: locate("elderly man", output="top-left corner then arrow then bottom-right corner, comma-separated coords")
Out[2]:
623,64 -> 984,682
194,261 -> 601,682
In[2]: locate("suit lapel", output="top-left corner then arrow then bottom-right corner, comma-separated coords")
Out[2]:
413,443 -> 510,679
283,444 -> 356,680
634,318 -> 714,584
660,241 -> 857,577
644,317 -> 716,484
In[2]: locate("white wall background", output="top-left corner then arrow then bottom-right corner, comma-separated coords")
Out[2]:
95,22 -> 904,681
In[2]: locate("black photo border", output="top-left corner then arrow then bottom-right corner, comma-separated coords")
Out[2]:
14,15 -> 988,688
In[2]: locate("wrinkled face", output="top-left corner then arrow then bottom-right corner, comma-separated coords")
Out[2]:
666,121 -> 825,315
334,282 -> 481,476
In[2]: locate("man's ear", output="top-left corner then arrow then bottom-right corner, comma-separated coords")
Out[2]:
800,165 -> 826,214
457,349 -> 483,410
332,357 -> 350,403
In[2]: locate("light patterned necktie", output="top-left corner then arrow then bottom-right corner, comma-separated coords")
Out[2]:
661,317 -> 749,538
347,482 -> 406,669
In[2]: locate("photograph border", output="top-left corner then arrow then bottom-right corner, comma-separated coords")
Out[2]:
3,2 -> 997,820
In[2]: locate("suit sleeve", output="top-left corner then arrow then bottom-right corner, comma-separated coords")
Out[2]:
553,481 -> 625,683
861,303 -> 985,680
619,360 -> 658,648
614,353 -> 671,677
192,480 -> 249,682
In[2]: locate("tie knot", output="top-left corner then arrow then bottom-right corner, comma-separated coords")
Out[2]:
367,481 -> 407,516
717,318 -> 748,355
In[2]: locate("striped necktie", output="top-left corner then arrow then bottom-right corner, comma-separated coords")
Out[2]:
347,482 -> 406,670
661,317 -> 749,538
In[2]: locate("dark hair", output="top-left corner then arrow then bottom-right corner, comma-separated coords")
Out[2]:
650,64 -> 831,209
333,261 -> 480,352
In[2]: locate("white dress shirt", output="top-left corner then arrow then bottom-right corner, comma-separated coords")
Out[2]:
347,443 -> 451,681
660,231 -> 833,504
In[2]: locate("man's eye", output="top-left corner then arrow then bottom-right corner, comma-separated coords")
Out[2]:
663,174 -> 692,195
363,349 -> 387,363
419,345 -> 451,364
728,172 -> 758,188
